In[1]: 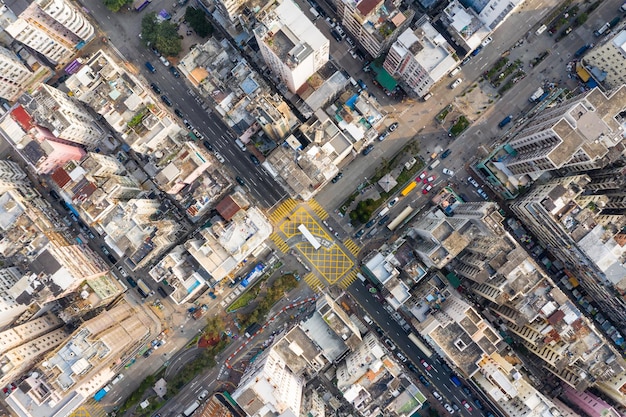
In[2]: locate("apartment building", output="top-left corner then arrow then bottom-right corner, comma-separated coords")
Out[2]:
0,45 -> 41,102
334,0 -> 414,58
583,30 -> 626,90
503,86 -> 626,178
1,0 -> 94,65
383,17 -> 457,98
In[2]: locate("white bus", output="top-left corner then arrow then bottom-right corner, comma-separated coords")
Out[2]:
298,224 -> 321,250
408,333 -> 433,358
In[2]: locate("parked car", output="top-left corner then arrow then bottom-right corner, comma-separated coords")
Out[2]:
49,190 -> 60,200
481,36 -> 493,46
468,176 -> 480,187
444,403 -> 455,414
214,152 -> 225,163
441,149 -> 452,159
418,171 -> 427,181
462,400 -> 473,412
150,83 -> 161,94
354,229 -> 365,238
396,352 -> 407,363
346,37 -> 356,48
249,155 -> 260,166
378,131 -> 389,141
331,172 -> 343,183
388,197 -> 399,207
450,78 -> 463,89
432,391 -> 442,401
236,176 -> 246,186
330,29 -> 342,42
174,108 -> 183,118
145,61 -> 156,73
169,66 -> 180,78
384,338 -> 396,351
160,95 -> 173,107
362,144 -> 374,155
117,266 -> 128,277
202,141 -> 213,151
418,374 -> 430,386
474,398 -> 485,410
471,45 -> 483,56
422,184 -> 432,194
388,122 -> 398,132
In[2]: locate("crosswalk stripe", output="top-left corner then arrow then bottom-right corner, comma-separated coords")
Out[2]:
343,239 -> 361,256
270,233 -> 289,252
339,270 -> 359,289
304,273 -> 324,292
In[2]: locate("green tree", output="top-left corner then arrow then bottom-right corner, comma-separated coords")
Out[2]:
141,13 -> 182,56
141,12 -> 159,46
185,7 -> 214,38
204,315 -> 224,338
349,199 -> 376,224
103,0 -> 130,12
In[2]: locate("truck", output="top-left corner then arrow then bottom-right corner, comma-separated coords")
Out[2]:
133,0 -> 151,10
183,400 -> 200,417
93,385 -> 111,401
529,87 -> 544,102
609,16 -> 621,28
574,44 -> 591,58
498,115 -> 512,128
192,304 -> 208,320
594,22 -> 611,36
449,374 -> 463,387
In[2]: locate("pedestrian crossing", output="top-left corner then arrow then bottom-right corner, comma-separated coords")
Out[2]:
308,199 -> 328,220
339,269 -> 359,289
269,198 -> 298,223
269,233 -> 289,253
70,399 -> 106,417
343,238 -> 361,256
304,272 -> 324,292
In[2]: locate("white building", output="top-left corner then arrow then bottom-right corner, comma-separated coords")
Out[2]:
0,45 -> 38,102
254,0 -> 329,93
383,18 -> 458,97
0,267 -> 28,328
2,0 -> 94,65
30,84 -> 104,147
233,347 -> 304,417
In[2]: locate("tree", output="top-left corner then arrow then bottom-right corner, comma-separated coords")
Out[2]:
141,13 -> 182,56
203,315 -> 224,338
103,0 -> 130,12
185,7 -> 214,38
349,199 -> 376,224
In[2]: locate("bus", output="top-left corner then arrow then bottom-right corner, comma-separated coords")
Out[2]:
408,333 -> 433,358
133,0 -> 151,11
137,279 -> 150,298
400,181 -> 417,196
387,206 -> 414,231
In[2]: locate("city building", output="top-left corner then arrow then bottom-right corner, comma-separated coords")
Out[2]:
6,298 -> 159,417
383,17 -> 458,98
25,84 -> 105,148
583,30 -> 626,90
440,0 -> 491,53
197,392 -> 246,417
247,93 -> 295,142
80,153 -> 125,179
0,267 -> 29,328
460,0 -> 523,31
334,0 -> 414,58
0,45 -> 49,102
1,0 -> 95,65
254,0 -> 329,93
503,86 -> 626,178
186,192 -> 272,282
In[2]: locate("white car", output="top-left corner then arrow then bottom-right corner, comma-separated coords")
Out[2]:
443,168 -> 455,176
198,389 -> 209,400
468,176 -> 480,187
432,391 -> 443,401
444,403 -> 455,414
481,36 -> 493,46
117,266 -> 128,277
214,152 -> 225,163
450,78 -> 463,89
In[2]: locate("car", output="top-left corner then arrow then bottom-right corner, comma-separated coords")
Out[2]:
159,56 -> 170,67
202,141 -> 213,151
452,403 -> 460,412
467,176 -> 479,187
441,149 -> 451,159
477,188 -> 489,200
365,219 -> 376,228
349,50 -> 359,59
378,131 -> 389,141
335,25 -> 346,38
208,291 -> 217,299
471,45 -> 483,56
418,171 -> 427,181
107,254 -> 117,264
461,56 -> 471,66
407,363 -> 418,373
354,229 -> 365,238
169,66 -> 180,78
214,152 -> 225,163
157,286 -> 168,297
330,29 -> 343,42
49,190 -> 60,200
473,399 -> 484,410
418,374 -> 430,386
88,231 -> 95,239
174,108 -> 183,118
250,155 -> 260,166
236,176 -> 245,186
388,122 -> 398,132
462,386 -> 472,396
481,36 -> 493,46
117,266 -> 128,277
198,389 -> 209,400
450,78 -> 463,89
160,95 -> 172,107
432,391 -> 443,401
442,168 -> 455,176
192,128 -> 204,140
378,215 -> 390,226
145,61 -> 156,73
357,79 -> 367,90
150,83 -> 161,94
101,245 -> 110,256
388,197 -> 399,207
375,326 -> 384,336
331,172 -> 343,183
362,144 -> 374,155
422,184 -> 432,194
462,400 -> 473,412
346,37 -> 356,48
425,175 -> 435,183
143,348 -> 153,358
396,352 -> 407,363
444,403 -> 455,414
384,338 -> 396,351
420,359 -> 432,370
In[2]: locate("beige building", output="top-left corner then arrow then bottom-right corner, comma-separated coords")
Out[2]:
2,0 -> 94,65
81,153 -> 125,179
247,94 -> 295,142
583,30 -> 626,90
0,45 -> 44,102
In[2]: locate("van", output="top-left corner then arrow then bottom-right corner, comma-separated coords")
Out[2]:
349,77 -> 358,87
309,6 -> 319,19
428,160 -> 441,170
422,92 -> 433,101
535,24 -> 547,35
363,315 -> 373,325
235,138 -> 247,151
145,61 -> 156,73
378,207 -> 390,217
111,374 -> 124,384
449,67 -> 460,77
378,215 -> 390,226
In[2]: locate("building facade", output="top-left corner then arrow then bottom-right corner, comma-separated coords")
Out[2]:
583,30 -> 626,90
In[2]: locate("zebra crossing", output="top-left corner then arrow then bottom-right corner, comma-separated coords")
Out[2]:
343,239 -> 361,256
269,233 -> 289,253
70,399 -> 106,417
308,199 -> 328,220
269,198 -> 298,223
303,272 -> 324,292
339,269 -> 359,289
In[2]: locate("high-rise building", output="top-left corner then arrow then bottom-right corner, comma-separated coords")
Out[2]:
334,0 -> 414,58
1,0 -> 94,65
81,153 -> 126,178
582,30 -> 626,90
254,0 -> 329,93
504,86 -> 626,178
383,17 -> 457,98
28,84 -> 104,147
0,45 -> 39,102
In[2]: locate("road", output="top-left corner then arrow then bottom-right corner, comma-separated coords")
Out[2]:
77,0 -> 285,208
347,279 -> 495,416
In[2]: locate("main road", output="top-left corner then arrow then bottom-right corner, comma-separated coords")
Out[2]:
77,0 -> 285,208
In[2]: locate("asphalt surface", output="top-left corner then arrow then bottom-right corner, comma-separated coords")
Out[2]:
77,0 -> 285,208
347,279 -> 494,417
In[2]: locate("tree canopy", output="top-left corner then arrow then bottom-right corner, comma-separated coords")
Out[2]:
185,7 -> 214,38
103,0 -> 130,12
141,12 -> 182,56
